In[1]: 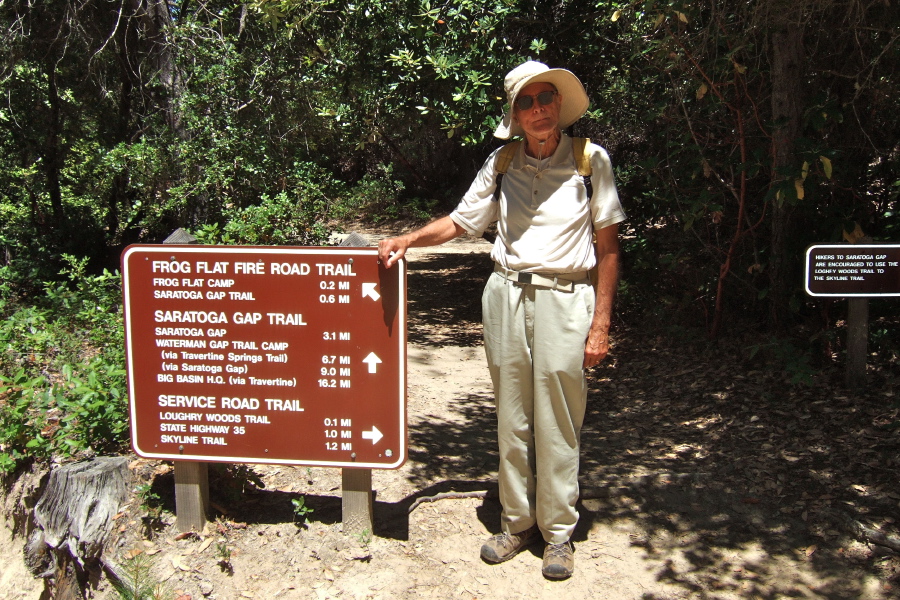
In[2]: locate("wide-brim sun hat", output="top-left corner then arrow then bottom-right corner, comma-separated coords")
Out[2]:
494,61 -> 590,139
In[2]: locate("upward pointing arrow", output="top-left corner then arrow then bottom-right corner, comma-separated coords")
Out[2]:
362,352 -> 382,373
362,282 -> 380,301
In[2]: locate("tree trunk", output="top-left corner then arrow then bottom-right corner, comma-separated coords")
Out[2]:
139,0 -> 184,137
43,62 -> 64,228
105,10 -> 138,243
768,21 -> 805,329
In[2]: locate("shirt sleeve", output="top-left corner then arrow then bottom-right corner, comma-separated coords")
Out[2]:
449,148 -> 502,237
589,144 -> 627,230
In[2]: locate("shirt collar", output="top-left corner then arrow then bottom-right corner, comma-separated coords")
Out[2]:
510,132 -> 573,171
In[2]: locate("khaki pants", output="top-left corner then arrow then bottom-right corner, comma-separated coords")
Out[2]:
481,271 -> 594,544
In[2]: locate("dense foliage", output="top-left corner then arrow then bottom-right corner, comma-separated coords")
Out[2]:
1,0 -> 898,472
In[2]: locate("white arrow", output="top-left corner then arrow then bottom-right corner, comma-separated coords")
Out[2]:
362,352 -> 382,373
361,426 -> 383,445
362,282 -> 380,301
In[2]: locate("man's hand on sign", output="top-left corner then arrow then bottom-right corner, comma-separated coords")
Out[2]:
378,216 -> 465,269
378,237 -> 410,269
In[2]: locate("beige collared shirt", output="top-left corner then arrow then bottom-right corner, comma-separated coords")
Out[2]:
450,134 -> 626,273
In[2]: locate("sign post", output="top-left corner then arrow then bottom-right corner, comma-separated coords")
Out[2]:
804,243 -> 900,390
162,229 -> 210,534
122,245 -> 406,531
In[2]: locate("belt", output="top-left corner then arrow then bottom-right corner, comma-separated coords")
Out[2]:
494,264 -> 589,292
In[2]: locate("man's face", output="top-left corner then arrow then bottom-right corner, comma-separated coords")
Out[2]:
512,82 -> 562,140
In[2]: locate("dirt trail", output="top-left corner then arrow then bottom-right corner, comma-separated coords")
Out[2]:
2,231 -> 897,599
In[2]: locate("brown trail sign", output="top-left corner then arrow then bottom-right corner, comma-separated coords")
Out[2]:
122,245 -> 406,533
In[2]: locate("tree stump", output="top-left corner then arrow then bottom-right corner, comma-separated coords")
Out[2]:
25,457 -> 133,597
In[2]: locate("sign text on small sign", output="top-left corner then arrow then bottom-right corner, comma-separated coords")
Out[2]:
805,244 -> 900,297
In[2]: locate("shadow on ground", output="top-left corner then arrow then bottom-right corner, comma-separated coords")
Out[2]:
396,248 -> 900,598
158,247 -> 898,598
405,251 -> 492,347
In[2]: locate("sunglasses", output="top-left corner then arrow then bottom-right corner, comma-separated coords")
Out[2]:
514,90 -> 557,111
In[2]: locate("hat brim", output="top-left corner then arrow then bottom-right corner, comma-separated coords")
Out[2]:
494,68 -> 589,139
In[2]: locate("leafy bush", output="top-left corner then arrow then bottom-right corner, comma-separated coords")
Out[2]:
229,193 -> 332,246
0,256 -> 127,474
338,164 -> 437,223
747,337 -> 816,386
0,362 -> 126,469
191,163 -> 342,246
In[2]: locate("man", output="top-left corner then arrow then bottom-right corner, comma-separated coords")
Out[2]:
378,61 -> 625,579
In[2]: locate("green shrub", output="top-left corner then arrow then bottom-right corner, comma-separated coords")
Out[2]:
747,337 -> 816,386
193,190 -> 334,246
0,255 -> 127,473
336,164 -> 437,223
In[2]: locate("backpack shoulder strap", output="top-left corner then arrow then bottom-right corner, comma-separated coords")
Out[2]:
495,140 -> 520,175
492,141 -> 521,202
572,137 -> 591,176
572,138 -> 601,286
571,137 -> 593,201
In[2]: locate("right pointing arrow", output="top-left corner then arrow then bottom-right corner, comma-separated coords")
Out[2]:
361,426 -> 383,445
362,352 -> 382,373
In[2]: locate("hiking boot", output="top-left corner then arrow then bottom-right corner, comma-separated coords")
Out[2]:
542,541 -> 574,579
480,526 -> 539,563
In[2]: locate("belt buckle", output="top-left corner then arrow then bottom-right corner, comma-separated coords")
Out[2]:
518,272 -> 533,285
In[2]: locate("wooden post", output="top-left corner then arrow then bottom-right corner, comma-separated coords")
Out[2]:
339,233 -> 376,537
844,236 -> 872,393
845,297 -> 868,392
175,461 -> 209,532
164,228 -> 210,532
341,468 -> 373,535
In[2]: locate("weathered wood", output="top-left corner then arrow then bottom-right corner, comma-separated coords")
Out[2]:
174,461 -> 209,532
31,457 -> 131,567
338,232 -> 371,247
163,229 -> 211,533
52,552 -> 85,600
833,510 -> 900,553
24,457 -> 132,598
846,297 -> 868,391
162,227 -> 197,244
337,229 -> 376,536
341,468 -> 373,535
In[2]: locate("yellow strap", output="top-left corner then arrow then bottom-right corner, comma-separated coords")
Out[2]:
572,137 -> 598,287
495,140 -> 521,174
572,137 -> 592,176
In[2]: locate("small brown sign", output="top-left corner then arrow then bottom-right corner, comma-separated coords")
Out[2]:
805,244 -> 900,297
122,245 -> 406,468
